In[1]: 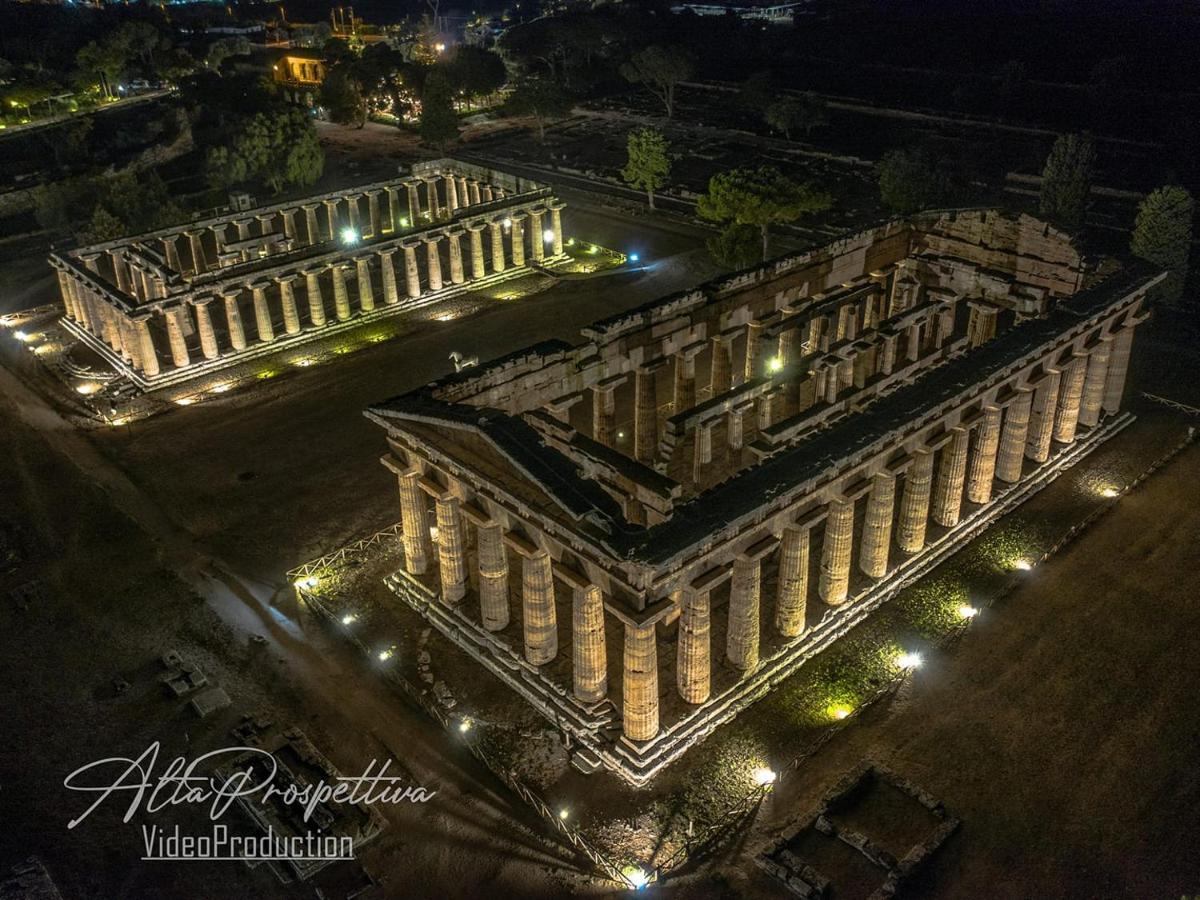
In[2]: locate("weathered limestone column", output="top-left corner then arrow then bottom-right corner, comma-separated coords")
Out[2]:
468,179 -> 482,205
481,183 -> 495,202
235,218 -> 252,241
489,220 -> 507,272
346,194 -> 361,235
623,622 -> 659,741
251,282 -> 275,343
444,174 -> 459,212
592,385 -> 616,447
457,175 -> 470,207
222,289 -> 247,351
281,208 -> 299,241
897,448 -> 933,552
162,307 -> 191,369
710,335 -> 733,394
572,585 -> 607,703
379,249 -> 400,305
529,209 -> 546,262
775,528 -> 809,637
446,228 -> 466,284
255,213 -> 275,239
423,177 -> 441,219
548,202 -> 565,256
424,235 -> 444,292
331,263 -> 352,321
384,185 -> 401,232
304,267 -> 327,327
402,242 -> 422,298
1053,354 -> 1087,444
192,298 -> 220,360
691,423 -> 713,484
355,256 -> 376,311
932,426 -> 969,527
162,235 -> 182,272
860,472 -> 896,578
276,275 -> 301,335
967,406 -> 1002,504
819,497 -> 854,606
521,548 -> 557,665
1103,327 -> 1134,414
186,230 -> 207,274
1078,338 -> 1112,427
406,182 -> 420,224
1027,369 -> 1061,462
466,222 -> 487,279
677,589 -> 711,704
744,320 -> 764,380
997,389 -> 1033,483
134,318 -> 160,377
323,198 -> 340,239
475,521 -> 509,631
509,214 -> 527,267
302,204 -> 321,245
366,189 -> 382,238
727,554 -> 761,671
673,352 -> 696,413
398,470 -> 432,575
634,366 -> 659,465
728,405 -> 746,450
435,494 -> 467,604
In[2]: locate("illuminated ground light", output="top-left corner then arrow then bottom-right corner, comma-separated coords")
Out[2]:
340,613 -> 357,626
957,604 -> 980,620
109,417 -> 129,427
293,358 -> 315,367
1098,486 -> 1120,498
502,217 -> 513,229
567,237 -> 575,246
616,430 -> 626,440
1013,558 -> 1033,571
368,333 -> 390,343
75,382 -> 100,396
13,330 -> 29,342
621,866 -> 650,891
175,397 -> 197,406
543,228 -> 555,243
457,716 -> 473,733
293,575 -> 319,589
767,356 -> 784,373
557,808 -> 570,821
399,217 -> 410,228
896,651 -> 923,670
628,252 -> 640,263
377,646 -> 396,663
210,382 -> 233,393
435,312 -> 457,322
752,767 -> 777,787
257,370 -> 277,379
340,227 -> 359,245
827,704 -> 853,721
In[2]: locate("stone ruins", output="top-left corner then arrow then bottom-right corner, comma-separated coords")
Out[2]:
49,159 -> 567,389
367,209 -> 1156,784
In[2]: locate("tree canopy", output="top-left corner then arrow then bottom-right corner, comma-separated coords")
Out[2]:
621,126 -> 671,210
1039,133 -> 1095,229
321,65 -> 367,128
1131,185 -> 1194,304
765,93 -> 828,140
506,77 -> 572,143
620,45 -> 692,119
698,166 -> 833,261
419,70 -> 460,150
205,107 -> 324,195
876,147 -> 959,214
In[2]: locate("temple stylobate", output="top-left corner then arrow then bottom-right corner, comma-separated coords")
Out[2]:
366,209 -> 1159,785
49,159 -> 568,389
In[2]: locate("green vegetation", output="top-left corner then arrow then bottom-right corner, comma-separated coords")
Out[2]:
621,127 -> 671,210
506,78 -> 572,144
321,66 -> 367,128
876,147 -> 960,214
620,45 -> 693,119
1038,133 -> 1095,230
1131,185 -> 1194,305
204,107 -> 324,195
33,170 -> 182,242
419,70 -> 461,151
698,166 -> 833,262
764,93 -> 828,140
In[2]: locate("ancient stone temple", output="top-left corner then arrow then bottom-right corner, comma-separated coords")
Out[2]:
49,160 -> 567,389
366,210 -> 1157,784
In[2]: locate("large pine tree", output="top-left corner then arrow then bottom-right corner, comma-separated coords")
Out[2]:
1131,185 -> 1194,304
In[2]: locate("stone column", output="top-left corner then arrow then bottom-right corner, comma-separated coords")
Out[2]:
423,178 -> 440,219
1053,354 -> 1087,444
727,554 -> 761,670
467,222 -> 487,280
302,204 -> 321,245
255,213 -> 275,238
572,585 -> 607,703
489,220 -> 507,272
592,385 -> 616,447
860,472 -> 896,578
379,249 -> 400,305
673,352 -> 696,413
445,174 -> 459,212
331,264 -> 352,321
323,198 -> 340,239
710,336 -> 732,394
250,283 -> 275,343
623,622 -> 658,741
775,528 -> 809,637
1027,369 -> 1061,463
476,522 -> 509,631
744,320 -> 764,380
728,406 -> 746,450
366,189 -> 382,238
406,183 -> 420,225
509,214 -> 526,267
457,175 -> 469,207
819,497 -> 854,606
277,276 -> 301,335
677,589 -> 710,704
521,549 -> 557,665
529,209 -> 546,262
897,448 -> 933,552
446,228 -> 466,284
932,426 -> 969,527
304,267 -> 327,327
398,470 -> 432,575
135,318 -> 160,377
468,179 -> 482,205
222,290 -> 247,351
435,494 -> 467,604
163,307 -> 191,369
634,366 -> 658,464
967,406 -> 1002,504
384,185 -> 401,232
192,298 -> 220,360
997,389 -> 1033,483
549,202 -> 565,256
402,242 -> 422,298
235,218 -> 252,241
162,235 -> 182,272
481,183 -> 495,202
691,423 -> 712,484
346,194 -> 361,235
1103,327 -> 1134,414
355,256 -> 376,311
424,235 -> 444,292
186,231 -> 207,274
281,208 -> 299,241
1078,338 -> 1112,427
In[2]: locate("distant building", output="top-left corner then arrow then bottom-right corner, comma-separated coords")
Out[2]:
671,0 -> 805,24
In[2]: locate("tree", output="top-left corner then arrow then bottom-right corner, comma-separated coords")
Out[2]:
876,148 -> 957,214
740,70 -> 777,116
697,166 -> 833,261
765,93 -> 827,140
205,108 -> 324,194
76,40 -> 125,100
1039,133 -> 1095,229
1130,185 -> 1194,304
419,70 -> 460,150
321,65 -> 367,127
206,36 -> 251,72
621,127 -> 671,210
620,45 -> 692,119
445,46 -> 506,108
707,223 -> 760,270
506,77 -> 571,143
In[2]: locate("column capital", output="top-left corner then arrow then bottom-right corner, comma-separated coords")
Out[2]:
465,219 -> 488,233
422,232 -> 444,245
274,272 -> 299,285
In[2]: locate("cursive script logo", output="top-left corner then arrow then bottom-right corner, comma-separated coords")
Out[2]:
64,742 -> 436,829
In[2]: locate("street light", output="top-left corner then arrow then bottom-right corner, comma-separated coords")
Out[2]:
752,767 -> 777,786
340,227 -> 359,245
